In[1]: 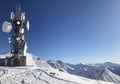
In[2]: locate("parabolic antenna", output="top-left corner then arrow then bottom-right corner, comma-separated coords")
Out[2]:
26,21 -> 29,30
2,21 -> 12,33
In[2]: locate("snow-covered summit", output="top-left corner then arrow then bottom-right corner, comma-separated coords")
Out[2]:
0,53 -> 118,84
48,60 -> 120,83
100,68 -> 120,83
47,60 -> 74,72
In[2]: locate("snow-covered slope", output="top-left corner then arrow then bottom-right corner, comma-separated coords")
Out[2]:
100,68 -> 120,83
92,62 -> 120,76
0,52 -> 12,58
0,53 -> 116,84
48,60 -> 120,83
47,60 -> 74,72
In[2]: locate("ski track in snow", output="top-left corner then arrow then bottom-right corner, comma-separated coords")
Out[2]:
0,53 -> 117,84
39,69 -> 80,84
0,67 -> 80,84
0,67 -> 115,84
48,60 -> 120,83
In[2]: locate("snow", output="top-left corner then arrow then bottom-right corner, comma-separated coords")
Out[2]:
100,68 -> 120,83
0,53 -> 118,84
48,60 -> 120,83
0,52 -> 12,58
0,66 -> 115,84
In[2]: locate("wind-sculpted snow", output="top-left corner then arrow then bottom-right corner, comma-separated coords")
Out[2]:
48,60 -> 120,83
0,67 -> 115,84
0,68 -> 8,78
0,53 -> 117,84
100,68 -> 120,83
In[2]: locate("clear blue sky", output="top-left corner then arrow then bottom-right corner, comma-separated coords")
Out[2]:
0,0 -> 120,64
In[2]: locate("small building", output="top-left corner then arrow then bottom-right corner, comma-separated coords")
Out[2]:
0,58 -> 7,66
0,56 -> 33,66
0,5 -> 32,67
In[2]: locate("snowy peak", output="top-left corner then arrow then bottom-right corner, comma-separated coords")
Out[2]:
100,68 -> 120,83
47,60 -> 74,72
0,53 -> 115,84
48,60 -> 120,83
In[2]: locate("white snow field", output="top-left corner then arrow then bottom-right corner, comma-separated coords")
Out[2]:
0,53 -> 117,84
47,60 -> 120,83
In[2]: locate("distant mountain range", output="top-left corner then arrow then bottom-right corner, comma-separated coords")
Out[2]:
0,53 -> 115,84
47,60 -> 120,83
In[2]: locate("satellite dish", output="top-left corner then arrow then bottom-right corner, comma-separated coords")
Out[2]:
26,21 -> 29,30
2,21 -> 12,33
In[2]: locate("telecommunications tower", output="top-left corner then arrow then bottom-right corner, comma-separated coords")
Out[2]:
2,4 -> 30,66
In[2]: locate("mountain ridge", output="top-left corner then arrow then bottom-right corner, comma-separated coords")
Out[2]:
47,60 -> 120,83
0,53 -> 118,84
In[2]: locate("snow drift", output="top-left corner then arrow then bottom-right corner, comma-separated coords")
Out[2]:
0,53 -> 118,84
48,60 -> 120,83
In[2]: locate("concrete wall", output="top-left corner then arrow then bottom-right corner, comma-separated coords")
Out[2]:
19,56 -> 26,66
0,58 -> 11,66
26,56 -> 33,66
19,56 -> 33,66
0,59 -> 5,66
0,56 -> 33,66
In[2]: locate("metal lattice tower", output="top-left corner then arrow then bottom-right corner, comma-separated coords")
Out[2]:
9,4 -> 29,58
2,4 -> 30,66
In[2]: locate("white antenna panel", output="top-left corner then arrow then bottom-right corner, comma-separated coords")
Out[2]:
26,21 -> 30,30
2,21 -> 12,33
